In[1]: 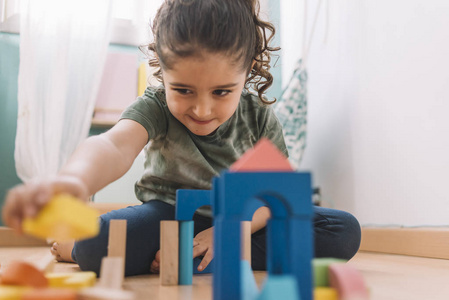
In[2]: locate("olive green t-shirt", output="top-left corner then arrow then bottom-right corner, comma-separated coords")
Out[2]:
120,87 -> 287,216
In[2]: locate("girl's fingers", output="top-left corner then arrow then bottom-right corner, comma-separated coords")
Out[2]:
198,249 -> 214,272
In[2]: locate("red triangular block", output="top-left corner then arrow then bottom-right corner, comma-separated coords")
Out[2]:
230,138 -> 294,172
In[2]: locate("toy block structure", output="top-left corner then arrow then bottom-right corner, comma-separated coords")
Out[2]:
22,194 -> 99,242
213,138 -> 313,300
160,221 -> 179,286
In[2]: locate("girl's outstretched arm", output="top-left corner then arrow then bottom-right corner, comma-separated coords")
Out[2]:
2,119 -> 148,232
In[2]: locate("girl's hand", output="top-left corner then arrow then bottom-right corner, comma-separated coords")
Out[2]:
193,227 -> 214,272
2,175 -> 88,234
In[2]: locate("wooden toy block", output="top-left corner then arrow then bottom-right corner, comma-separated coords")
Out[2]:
46,271 -> 96,289
99,256 -> 124,290
213,170 -> 313,300
313,258 -> 346,287
22,194 -> 99,242
160,220 -> 179,286
178,221 -> 193,285
24,252 -> 56,274
0,285 -> 28,300
78,286 -> 135,300
257,275 -> 300,300
229,138 -> 293,172
314,287 -> 338,300
328,263 -> 369,300
241,221 -> 252,265
241,260 -> 258,300
21,288 -> 77,300
1,261 -> 48,288
108,219 -> 127,259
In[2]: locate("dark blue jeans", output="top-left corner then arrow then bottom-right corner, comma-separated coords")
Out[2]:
72,200 -> 361,276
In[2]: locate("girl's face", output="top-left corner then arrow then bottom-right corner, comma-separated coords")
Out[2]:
162,52 -> 247,136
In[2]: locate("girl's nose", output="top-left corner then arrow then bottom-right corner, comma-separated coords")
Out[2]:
192,98 -> 212,119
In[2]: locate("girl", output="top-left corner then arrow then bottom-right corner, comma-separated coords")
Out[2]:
2,0 -> 361,276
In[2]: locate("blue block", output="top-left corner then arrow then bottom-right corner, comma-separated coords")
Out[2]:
241,260 -> 259,300
176,189 -> 211,221
213,171 -> 313,300
213,218 -> 242,300
179,221 -> 193,285
257,275 -> 301,300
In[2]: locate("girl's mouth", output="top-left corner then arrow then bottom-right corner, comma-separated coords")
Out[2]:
190,117 -> 213,125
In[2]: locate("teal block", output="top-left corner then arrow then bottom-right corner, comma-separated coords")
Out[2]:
257,275 -> 300,300
241,260 -> 259,300
313,258 -> 346,287
179,221 -> 194,285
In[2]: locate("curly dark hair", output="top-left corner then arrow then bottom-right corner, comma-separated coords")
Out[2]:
143,0 -> 280,104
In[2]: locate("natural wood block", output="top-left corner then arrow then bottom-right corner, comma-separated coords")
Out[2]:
241,221 -> 252,265
160,220 -> 179,286
99,256 -> 124,289
108,219 -> 127,260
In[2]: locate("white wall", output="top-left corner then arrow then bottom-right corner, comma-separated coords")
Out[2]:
281,0 -> 449,226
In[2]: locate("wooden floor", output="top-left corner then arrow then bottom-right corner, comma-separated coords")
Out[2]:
1,247 -> 449,300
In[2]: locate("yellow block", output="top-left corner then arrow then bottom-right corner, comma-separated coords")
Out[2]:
22,194 -> 99,242
138,62 -> 148,96
314,287 -> 338,300
0,285 -> 28,300
46,271 -> 97,289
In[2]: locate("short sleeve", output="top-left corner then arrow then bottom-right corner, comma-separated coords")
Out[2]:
120,87 -> 168,141
260,106 -> 289,157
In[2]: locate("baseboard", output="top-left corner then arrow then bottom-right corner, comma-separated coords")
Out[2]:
360,227 -> 449,260
0,227 -> 50,247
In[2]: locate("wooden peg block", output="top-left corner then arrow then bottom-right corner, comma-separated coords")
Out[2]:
99,256 -> 124,290
108,219 -> 127,260
25,252 -> 56,274
241,221 -> 252,265
160,220 -> 179,286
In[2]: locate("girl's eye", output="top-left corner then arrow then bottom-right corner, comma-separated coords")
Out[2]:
173,88 -> 192,95
213,89 -> 231,96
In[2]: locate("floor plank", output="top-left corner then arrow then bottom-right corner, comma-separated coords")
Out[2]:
2,247 -> 449,299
